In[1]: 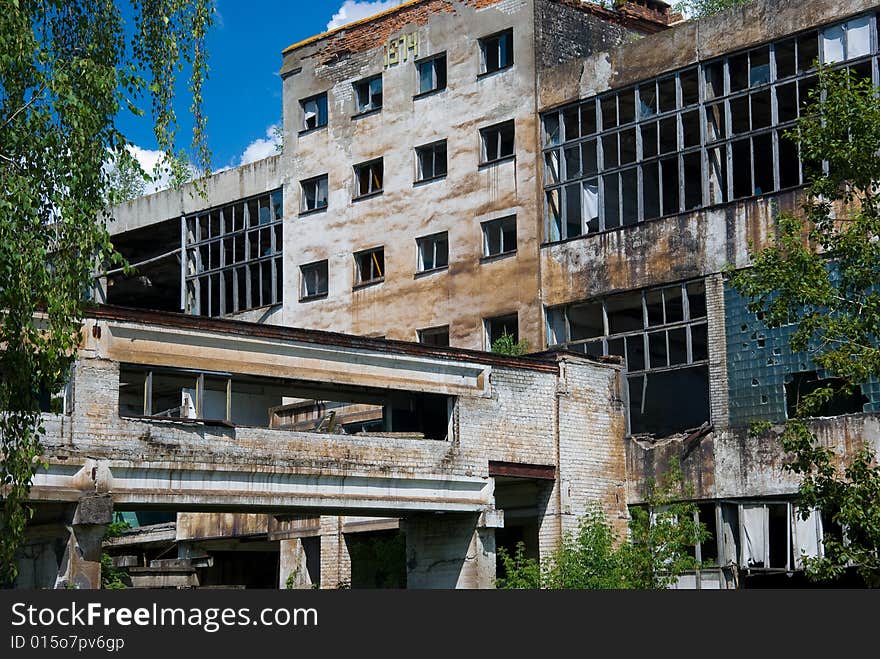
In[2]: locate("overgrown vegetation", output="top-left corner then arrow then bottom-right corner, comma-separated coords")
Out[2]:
730,67 -> 880,586
490,331 -> 530,357
100,518 -> 132,589
498,465 -> 708,589
0,0 -> 214,586
673,0 -> 752,18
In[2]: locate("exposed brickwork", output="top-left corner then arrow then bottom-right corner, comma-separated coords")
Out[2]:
535,0 -> 638,72
706,273 -> 730,430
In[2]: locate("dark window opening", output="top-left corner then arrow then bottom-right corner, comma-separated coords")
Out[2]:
479,29 -> 513,74
300,260 -> 328,299
354,159 -> 383,198
301,93 -> 328,131
480,120 -> 515,164
418,325 -> 450,347
354,247 -> 384,285
354,75 -> 382,114
119,365 -> 454,440
347,530 -> 406,589
784,371 -> 868,418
486,313 -> 518,348
628,365 -> 710,436
417,53 -> 446,95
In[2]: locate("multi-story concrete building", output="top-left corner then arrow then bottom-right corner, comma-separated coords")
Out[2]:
70,0 -> 880,587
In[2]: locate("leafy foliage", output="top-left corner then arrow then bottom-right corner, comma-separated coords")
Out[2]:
673,0 -> 752,18
100,518 -> 131,589
497,465 -> 708,589
490,331 -> 530,357
730,67 -> 880,586
0,0 -> 214,586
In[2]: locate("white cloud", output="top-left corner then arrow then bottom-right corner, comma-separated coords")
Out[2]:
126,145 -> 172,194
238,124 -> 282,166
326,1 -> 406,31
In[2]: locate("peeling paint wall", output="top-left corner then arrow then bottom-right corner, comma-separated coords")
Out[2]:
281,0 -> 542,350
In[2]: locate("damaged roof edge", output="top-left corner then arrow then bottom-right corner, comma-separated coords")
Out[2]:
86,304 -> 583,373
281,0 -> 673,59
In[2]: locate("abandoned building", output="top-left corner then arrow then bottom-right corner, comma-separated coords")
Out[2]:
13,0 -> 880,588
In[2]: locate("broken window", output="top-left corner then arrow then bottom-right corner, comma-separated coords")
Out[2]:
479,28 -> 513,74
418,325 -> 450,347
416,232 -> 448,272
300,175 -> 328,213
784,371 -> 868,418
547,279 -> 710,436
185,190 -> 283,317
482,215 -> 516,257
480,120 -> 515,164
354,74 -> 382,114
354,159 -> 383,198
485,313 -> 518,349
416,53 -> 446,95
300,93 -> 328,131
354,247 -> 384,286
119,365 -> 454,440
415,140 -> 447,182
300,260 -> 328,300
539,21 -> 879,241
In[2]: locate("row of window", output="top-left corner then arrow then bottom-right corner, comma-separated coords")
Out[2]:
299,121 -> 515,212
299,29 -> 513,132
184,190 -> 284,317
541,14 -> 879,241
547,280 -> 710,436
299,216 -> 517,298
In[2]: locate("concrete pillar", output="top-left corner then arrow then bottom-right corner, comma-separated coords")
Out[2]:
403,512 -> 498,589
279,538 -> 313,589
319,516 -> 351,589
54,494 -> 113,590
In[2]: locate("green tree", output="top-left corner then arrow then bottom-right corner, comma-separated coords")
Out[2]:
673,0 -> 752,18
490,331 -> 530,357
0,0 -> 214,587
498,465 -> 708,589
730,66 -> 880,586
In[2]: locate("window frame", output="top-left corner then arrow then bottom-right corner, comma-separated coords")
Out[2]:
299,174 -> 329,214
415,139 -> 448,183
353,74 -> 383,116
416,231 -> 449,274
299,92 -> 328,133
417,325 -> 450,347
353,158 -> 384,200
484,313 -> 519,350
353,246 -> 385,288
480,119 -> 516,165
299,259 -> 329,301
415,52 -> 447,97
184,189 -> 283,317
481,215 -> 517,259
479,28 -> 514,76
539,13 -> 880,243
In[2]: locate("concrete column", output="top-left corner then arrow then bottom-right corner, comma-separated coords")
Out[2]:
54,494 -> 113,590
279,538 -> 313,589
318,516 -> 351,589
403,512 -> 498,589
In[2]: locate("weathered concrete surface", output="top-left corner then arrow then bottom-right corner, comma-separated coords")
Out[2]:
53,494 -> 113,590
29,310 -> 627,584
107,156 -> 283,236
282,0 -> 544,350
626,413 -> 880,503
403,513 -> 496,588
538,0 -> 880,111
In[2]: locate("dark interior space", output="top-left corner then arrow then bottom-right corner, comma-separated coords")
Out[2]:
107,219 -> 181,312
346,530 -> 406,589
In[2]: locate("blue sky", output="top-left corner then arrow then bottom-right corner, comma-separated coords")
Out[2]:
119,1 -> 408,176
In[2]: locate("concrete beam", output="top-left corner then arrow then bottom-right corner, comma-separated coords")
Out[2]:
31,459 -> 495,516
